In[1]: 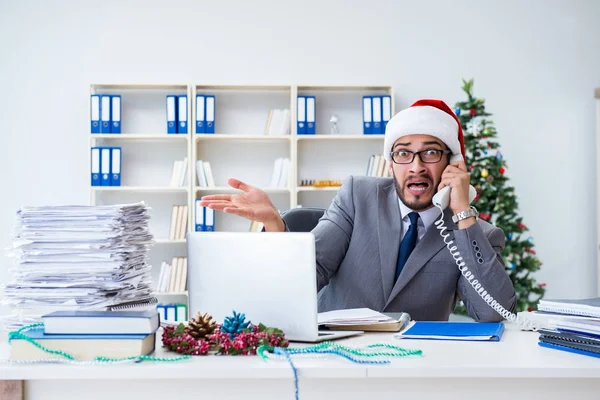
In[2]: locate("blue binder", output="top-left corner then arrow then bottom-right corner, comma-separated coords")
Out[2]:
111,95 -> 121,134
90,147 -> 101,186
205,207 -> 215,231
177,95 -> 188,134
205,95 -> 215,134
100,95 -> 112,133
156,305 -> 167,323
372,96 -> 383,134
397,321 -> 505,341
90,95 -> 100,133
100,147 -> 111,186
306,96 -> 316,134
382,95 -> 392,131
539,341 -> 600,359
196,94 -> 205,133
297,96 -> 307,134
362,96 -> 372,134
166,95 -> 177,134
195,199 -> 205,231
165,304 -> 176,321
110,147 -> 121,186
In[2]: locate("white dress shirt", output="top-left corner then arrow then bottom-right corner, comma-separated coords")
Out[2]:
398,198 -> 441,242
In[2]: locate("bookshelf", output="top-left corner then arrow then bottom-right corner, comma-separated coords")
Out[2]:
88,83 -> 394,305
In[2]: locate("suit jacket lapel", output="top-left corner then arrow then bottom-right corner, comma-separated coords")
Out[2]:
377,180 -> 401,302
384,204 -> 457,309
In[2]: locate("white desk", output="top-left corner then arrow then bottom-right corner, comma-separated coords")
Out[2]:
1,324 -> 600,400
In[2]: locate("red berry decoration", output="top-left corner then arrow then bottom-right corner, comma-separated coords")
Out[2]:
161,312 -> 289,356
479,212 -> 491,221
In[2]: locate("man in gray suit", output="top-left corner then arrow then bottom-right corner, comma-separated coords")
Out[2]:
199,99 -> 517,322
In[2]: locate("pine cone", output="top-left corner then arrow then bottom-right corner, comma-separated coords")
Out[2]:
221,310 -> 251,336
186,312 -> 217,340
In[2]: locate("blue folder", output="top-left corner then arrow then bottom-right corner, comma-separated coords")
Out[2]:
397,321 -> 505,341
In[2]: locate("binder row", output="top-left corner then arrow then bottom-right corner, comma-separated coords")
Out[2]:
90,147 -> 121,186
157,303 -> 187,322
194,200 -> 215,231
296,96 -> 316,134
195,94 -> 216,134
362,95 -> 392,134
166,95 -> 188,134
91,95 -> 121,133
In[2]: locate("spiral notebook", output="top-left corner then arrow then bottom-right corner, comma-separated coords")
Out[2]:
538,329 -> 600,358
537,297 -> 600,318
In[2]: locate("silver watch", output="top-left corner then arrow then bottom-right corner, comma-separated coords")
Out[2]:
452,206 -> 478,223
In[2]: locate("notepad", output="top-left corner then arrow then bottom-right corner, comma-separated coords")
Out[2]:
395,321 -> 505,341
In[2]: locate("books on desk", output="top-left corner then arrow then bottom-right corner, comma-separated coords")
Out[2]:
10,310 -> 159,361
395,321 -> 505,341
42,310 -> 160,335
10,327 -> 156,361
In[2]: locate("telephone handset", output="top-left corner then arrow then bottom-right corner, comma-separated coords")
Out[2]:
433,153 -> 539,330
432,154 -> 477,210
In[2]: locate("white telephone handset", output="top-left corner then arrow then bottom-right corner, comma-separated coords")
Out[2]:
433,153 -> 539,330
432,154 -> 478,210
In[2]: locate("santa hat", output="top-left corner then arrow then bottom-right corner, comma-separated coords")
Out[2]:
383,99 -> 465,163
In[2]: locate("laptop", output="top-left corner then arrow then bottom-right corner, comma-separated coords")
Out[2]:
186,231 -> 362,342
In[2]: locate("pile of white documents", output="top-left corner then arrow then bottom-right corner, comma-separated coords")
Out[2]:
1,202 -> 156,330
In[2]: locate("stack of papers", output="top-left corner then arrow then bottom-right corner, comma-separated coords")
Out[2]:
1,202 -> 156,330
318,308 -> 410,332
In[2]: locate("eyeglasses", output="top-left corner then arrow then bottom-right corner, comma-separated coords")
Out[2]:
390,149 -> 452,164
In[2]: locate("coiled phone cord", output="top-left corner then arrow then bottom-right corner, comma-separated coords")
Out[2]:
434,207 -> 540,331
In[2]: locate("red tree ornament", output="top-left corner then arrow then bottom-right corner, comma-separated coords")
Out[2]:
470,108 -> 477,116
499,167 -> 505,174
479,212 -> 491,221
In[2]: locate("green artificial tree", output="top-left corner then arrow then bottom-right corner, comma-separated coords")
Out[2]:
453,78 -> 546,314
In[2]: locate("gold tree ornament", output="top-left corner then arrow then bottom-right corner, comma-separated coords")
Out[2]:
187,312 -> 217,340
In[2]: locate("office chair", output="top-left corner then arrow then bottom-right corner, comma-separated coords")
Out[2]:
280,207 -> 326,232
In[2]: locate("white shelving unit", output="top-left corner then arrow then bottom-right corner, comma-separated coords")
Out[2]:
88,83 -> 394,306
89,84 -> 193,307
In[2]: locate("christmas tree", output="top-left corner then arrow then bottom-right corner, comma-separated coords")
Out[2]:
453,78 -> 546,314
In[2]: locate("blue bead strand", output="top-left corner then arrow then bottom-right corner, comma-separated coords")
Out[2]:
5,323 -> 191,365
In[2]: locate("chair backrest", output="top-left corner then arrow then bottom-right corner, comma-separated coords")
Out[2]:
281,207 -> 326,232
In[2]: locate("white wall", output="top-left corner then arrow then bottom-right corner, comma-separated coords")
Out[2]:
1,0 -> 600,313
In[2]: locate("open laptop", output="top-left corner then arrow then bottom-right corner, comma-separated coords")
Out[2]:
186,231 -> 362,342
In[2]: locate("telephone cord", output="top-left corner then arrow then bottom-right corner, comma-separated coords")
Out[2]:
434,207 -> 541,331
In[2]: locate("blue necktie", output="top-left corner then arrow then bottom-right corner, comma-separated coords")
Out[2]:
395,212 -> 420,281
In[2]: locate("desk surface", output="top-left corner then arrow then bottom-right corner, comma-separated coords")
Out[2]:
2,324 -> 600,381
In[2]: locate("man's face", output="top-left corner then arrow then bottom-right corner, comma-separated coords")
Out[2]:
390,134 -> 450,211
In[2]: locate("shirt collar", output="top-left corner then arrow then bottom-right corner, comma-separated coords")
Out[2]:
397,198 -> 441,231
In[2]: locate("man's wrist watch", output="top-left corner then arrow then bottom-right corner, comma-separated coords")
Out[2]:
452,206 -> 478,223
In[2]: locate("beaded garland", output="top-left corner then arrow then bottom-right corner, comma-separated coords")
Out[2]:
3,322 -> 424,400
259,341 -> 423,400
3,323 -> 191,365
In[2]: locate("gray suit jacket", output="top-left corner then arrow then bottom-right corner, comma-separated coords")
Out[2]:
312,175 -> 517,322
